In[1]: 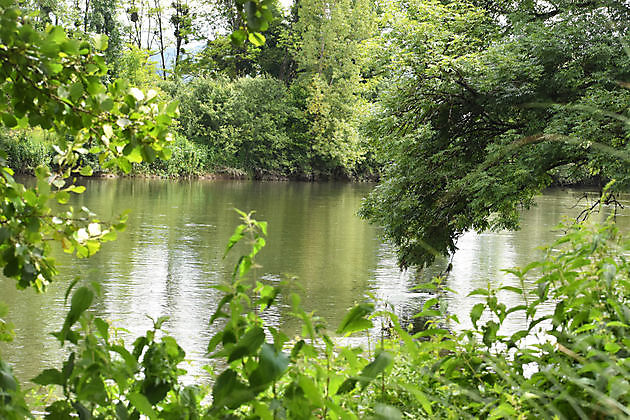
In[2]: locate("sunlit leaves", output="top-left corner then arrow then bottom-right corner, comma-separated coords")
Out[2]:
0,0 -> 177,289
228,0 -> 273,47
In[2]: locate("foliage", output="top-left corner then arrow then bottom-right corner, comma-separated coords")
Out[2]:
3,207 -> 630,418
0,129 -> 54,174
0,0 -> 176,288
182,0 -> 293,81
1,211 -> 395,418
31,289 -> 204,419
136,133 -> 209,176
85,0 -> 124,71
115,45 -> 167,92
377,208 -> 630,418
175,76 -> 311,178
290,0 -> 377,177
360,0 -> 630,268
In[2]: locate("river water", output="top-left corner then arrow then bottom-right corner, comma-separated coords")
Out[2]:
2,179 -> 629,384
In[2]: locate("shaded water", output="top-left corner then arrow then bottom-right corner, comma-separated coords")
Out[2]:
1,179 -> 629,384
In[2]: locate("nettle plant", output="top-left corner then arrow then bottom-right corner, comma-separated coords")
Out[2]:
3,201 -> 630,419
374,194 -> 630,419
10,211 -> 395,419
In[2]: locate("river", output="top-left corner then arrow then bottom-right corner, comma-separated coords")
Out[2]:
1,179 -> 629,384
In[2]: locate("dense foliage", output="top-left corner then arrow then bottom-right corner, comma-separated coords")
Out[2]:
3,208 -> 630,419
7,0 -> 379,180
1,0 -> 629,417
360,0 -> 630,267
0,0 -> 177,291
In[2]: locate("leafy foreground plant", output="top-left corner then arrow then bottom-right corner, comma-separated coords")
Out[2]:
2,209 -> 630,419
0,211 -> 394,419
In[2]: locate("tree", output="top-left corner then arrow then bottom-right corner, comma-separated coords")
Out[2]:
360,0 -> 630,268
86,0 -> 124,70
170,0 -> 192,67
0,0 -> 176,289
291,0 -> 376,176
182,0 -> 291,80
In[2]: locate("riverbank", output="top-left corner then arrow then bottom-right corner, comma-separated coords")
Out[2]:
0,129 -> 379,182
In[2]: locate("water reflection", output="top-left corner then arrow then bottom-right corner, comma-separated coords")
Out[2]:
0,180 -> 628,385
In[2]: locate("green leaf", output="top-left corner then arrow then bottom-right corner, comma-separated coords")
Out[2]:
400,383 -> 433,415
126,146 -> 143,163
468,288 -> 490,297
68,185 -> 86,194
32,368 -> 64,386
499,286 -> 522,294
69,81 -> 84,102
1,113 -> 17,128
357,350 -> 393,387
58,287 -> 93,342
248,32 -> 266,46
482,320 -> 499,347
117,157 -> 132,174
470,303 -> 485,328
94,318 -> 109,340
79,166 -> 93,176
336,303 -> 374,335
337,351 -> 393,394
93,34 -> 108,51
211,369 -> 253,411
128,392 -> 157,419
605,341 -> 621,354
230,29 -> 247,46
298,375 -> 324,407
248,343 -> 289,389
228,326 -> 265,362
47,25 -> 66,43
224,225 -> 246,257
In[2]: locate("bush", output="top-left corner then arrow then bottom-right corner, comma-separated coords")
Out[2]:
135,134 -> 209,177
175,77 -> 297,177
2,205 -> 629,418
0,129 -> 53,174
174,76 -> 373,179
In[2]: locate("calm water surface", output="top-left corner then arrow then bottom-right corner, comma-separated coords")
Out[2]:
2,179 -> 629,383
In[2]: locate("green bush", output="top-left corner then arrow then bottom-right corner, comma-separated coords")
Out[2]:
174,76 -> 373,179
2,206 -> 629,418
175,77 -> 297,177
135,134 -> 209,177
0,129 -> 53,174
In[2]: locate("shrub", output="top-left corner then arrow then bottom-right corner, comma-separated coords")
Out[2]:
0,129 -> 53,174
2,204 -> 629,418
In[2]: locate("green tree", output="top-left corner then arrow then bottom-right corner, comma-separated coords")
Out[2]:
0,0 -> 176,287
292,0 -> 376,176
86,0 -> 124,70
182,0 -> 293,80
175,77 -> 299,176
170,0 -> 192,67
360,0 -> 630,268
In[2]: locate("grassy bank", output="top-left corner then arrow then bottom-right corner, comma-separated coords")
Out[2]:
0,129 -> 376,181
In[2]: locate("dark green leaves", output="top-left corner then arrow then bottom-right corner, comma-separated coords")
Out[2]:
249,343 -> 289,389
211,369 -> 253,411
470,303 -> 485,329
127,392 -> 157,419
227,326 -> 265,362
32,368 -> 64,386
